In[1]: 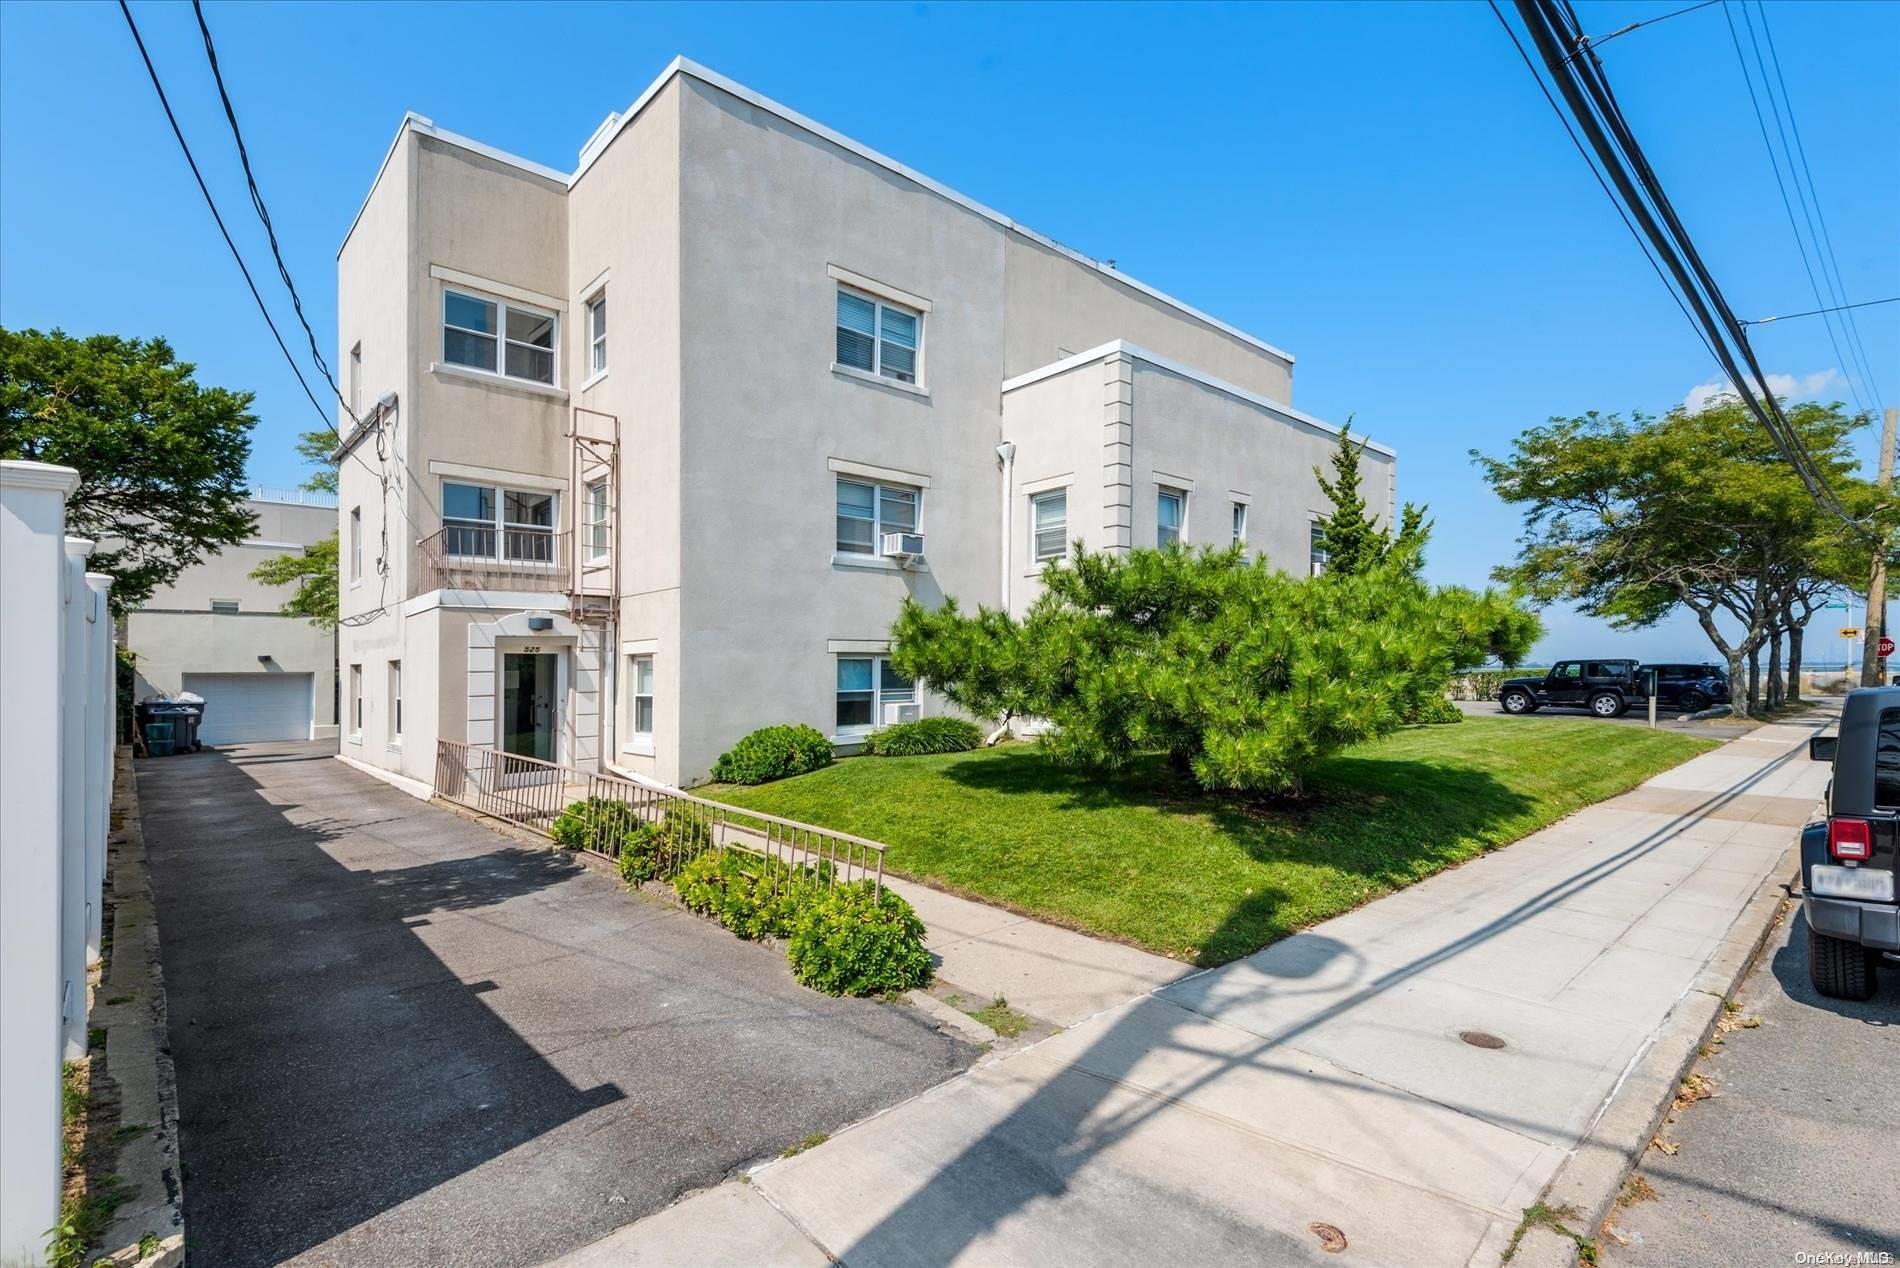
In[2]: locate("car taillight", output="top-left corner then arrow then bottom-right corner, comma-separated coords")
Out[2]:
1828,817 -> 1873,861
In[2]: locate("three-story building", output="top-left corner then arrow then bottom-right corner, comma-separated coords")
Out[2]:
334,57 -> 1395,790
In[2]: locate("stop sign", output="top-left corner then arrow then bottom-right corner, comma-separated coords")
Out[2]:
1881,635 -> 1895,659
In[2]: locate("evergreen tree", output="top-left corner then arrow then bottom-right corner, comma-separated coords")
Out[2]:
1314,423 -> 1429,575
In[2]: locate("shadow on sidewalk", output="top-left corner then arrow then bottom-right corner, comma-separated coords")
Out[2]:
836,723 -> 1826,1265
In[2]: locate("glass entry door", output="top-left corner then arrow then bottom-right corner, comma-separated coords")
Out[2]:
501,652 -> 557,762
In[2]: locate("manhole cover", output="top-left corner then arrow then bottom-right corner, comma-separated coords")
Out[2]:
1459,1029 -> 1508,1050
1309,1222 -> 1348,1253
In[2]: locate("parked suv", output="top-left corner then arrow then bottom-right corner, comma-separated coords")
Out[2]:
1640,663 -> 1731,714
1803,689 -> 1900,999
1497,659 -> 1641,718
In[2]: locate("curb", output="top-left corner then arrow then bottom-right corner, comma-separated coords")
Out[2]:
1505,832 -> 1807,1268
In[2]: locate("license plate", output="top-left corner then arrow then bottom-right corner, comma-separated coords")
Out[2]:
1810,864 -> 1897,903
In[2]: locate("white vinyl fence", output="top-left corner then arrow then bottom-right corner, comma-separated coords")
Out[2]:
1,460 -> 116,1265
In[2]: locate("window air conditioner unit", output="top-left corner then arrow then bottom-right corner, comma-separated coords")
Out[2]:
883,702 -> 921,725
880,531 -> 925,565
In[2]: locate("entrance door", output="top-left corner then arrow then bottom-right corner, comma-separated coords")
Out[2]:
501,652 -> 558,762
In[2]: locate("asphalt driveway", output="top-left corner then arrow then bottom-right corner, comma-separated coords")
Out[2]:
138,741 -> 976,1268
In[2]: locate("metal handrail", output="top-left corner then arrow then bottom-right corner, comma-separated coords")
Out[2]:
432,739 -> 885,894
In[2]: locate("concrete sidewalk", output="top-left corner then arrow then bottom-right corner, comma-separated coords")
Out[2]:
554,712 -> 1834,1268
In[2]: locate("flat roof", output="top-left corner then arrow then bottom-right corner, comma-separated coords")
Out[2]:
1002,340 -> 1394,459
341,58 -> 1296,367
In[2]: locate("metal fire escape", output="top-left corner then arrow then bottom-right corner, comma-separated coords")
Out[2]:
568,406 -> 619,627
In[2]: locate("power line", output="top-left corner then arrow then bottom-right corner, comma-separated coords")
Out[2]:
1741,296 -> 1900,327
1500,0 -> 1867,535
1484,0 -> 1724,372
1579,0 -> 1720,51
116,0 -> 416,625
1717,0 -> 1869,417
189,0 -> 353,425
1751,0 -> 1886,412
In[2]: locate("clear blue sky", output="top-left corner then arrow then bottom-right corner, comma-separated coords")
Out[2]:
3,0 -> 1894,664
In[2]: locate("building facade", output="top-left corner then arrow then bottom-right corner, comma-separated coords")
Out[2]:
125,489 -> 340,744
334,57 -> 1395,790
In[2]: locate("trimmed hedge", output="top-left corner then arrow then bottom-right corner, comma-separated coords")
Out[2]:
862,716 -> 983,757
617,821 -> 665,885
672,851 -> 930,996
1405,694 -> 1464,725
787,883 -> 934,997
710,724 -> 834,785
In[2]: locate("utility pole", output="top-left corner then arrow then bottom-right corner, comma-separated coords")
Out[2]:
1861,407 -> 1898,687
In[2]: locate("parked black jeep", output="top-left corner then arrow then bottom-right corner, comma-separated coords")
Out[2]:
1803,689 -> 1900,1000
1639,663 -> 1732,714
1497,659 -> 1641,718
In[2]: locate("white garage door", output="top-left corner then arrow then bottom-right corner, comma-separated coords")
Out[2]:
180,673 -> 314,745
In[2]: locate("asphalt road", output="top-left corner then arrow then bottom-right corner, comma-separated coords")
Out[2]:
1452,698 -> 1760,740
139,741 -> 976,1268
1601,901 -> 1900,1267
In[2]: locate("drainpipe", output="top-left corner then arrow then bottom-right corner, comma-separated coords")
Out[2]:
996,441 -> 1016,612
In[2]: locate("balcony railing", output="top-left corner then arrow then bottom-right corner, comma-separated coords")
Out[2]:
417,525 -> 567,593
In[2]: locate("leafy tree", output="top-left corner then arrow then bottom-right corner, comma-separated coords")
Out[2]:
250,534 -> 339,629
0,327 -> 255,612
1475,399 -> 1881,718
294,427 -> 339,493
892,539 -> 1537,798
1313,423 -> 1428,576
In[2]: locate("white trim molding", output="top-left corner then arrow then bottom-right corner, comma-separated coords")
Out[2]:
827,457 -> 933,489
348,62 -> 1296,368
825,264 -> 934,313
429,264 -> 566,313
826,638 -> 891,654
1020,471 -> 1075,496
1003,340 -> 1396,459
429,361 -> 570,400
427,459 -> 569,492
1150,470 -> 1196,492
620,637 -> 660,655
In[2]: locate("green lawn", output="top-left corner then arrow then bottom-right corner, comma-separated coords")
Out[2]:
704,717 -> 1717,965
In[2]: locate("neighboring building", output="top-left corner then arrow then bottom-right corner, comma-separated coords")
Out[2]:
125,488 -> 339,744
334,56 -> 1395,790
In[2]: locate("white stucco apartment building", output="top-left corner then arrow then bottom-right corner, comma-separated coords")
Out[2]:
333,57 -> 1394,790
125,488 -> 340,744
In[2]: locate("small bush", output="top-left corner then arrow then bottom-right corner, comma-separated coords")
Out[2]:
673,850 -> 732,916
1405,694 -> 1463,725
862,716 -> 983,757
671,849 -> 808,940
550,797 -> 641,851
711,724 -> 835,785
617,821 -> 665,886
787,882 -> 933,997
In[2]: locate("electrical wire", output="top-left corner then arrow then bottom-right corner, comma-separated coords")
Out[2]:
1751,0 -> 1886,412
1740,296 -> 1900,327
1502,0 -> 1867,535
1578,0 -> 1720,51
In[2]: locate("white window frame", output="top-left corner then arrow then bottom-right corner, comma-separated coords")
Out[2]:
1031,488 -> 1069,562
441,286 -> 560,387
1157,487 -> 1187,548
209,598 -> 240,615
833,285 -> 924,388
1310,520 -> 1328,576
388,659 -> 402,746
584,480 -> 610,562
1231,501 -> 1248,547
586,291 -> 607,378
630,654 -> 654,739
834,476 -> 921,557
348,664 -> 363,741
440,480 -> 559,566
835,655 -> 915,737
349,506 -> 363,584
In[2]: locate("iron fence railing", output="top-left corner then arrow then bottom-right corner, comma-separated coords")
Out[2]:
417,526 -> 568,594
433,739 -> 885,894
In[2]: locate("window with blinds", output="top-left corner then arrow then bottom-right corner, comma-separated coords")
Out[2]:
835,287 -> 921,385
1032,489 -> 1068,561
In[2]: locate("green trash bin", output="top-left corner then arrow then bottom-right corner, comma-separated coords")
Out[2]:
143,721 -> 175,757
